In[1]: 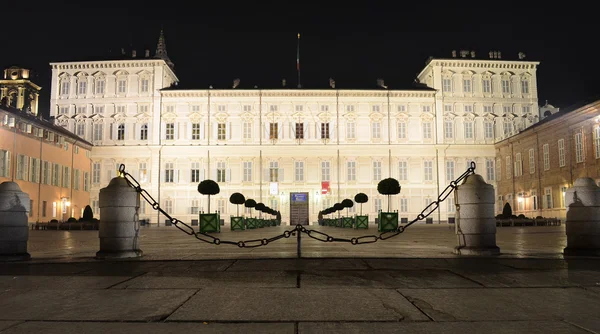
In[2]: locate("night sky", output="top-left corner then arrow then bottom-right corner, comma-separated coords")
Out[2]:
1,1 -> 597,118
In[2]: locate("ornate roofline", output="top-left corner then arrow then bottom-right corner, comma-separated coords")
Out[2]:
417,58 -> 540,81
160,89 -> 436,99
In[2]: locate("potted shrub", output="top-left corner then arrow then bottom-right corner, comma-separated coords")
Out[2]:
377,177 -> 401,232
354,193 -> 369,229
197,179 -> 221,233
244,199 -> 257,229
333,202 -> 344,227
341,198 -> 354,228
255,202 -> 266,228
82,205 -> 94,230
229,192 -> 246,231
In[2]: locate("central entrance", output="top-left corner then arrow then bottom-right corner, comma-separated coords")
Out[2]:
289,192 -> 309,225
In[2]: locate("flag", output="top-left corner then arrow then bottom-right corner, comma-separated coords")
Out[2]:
296,33 -> 300,71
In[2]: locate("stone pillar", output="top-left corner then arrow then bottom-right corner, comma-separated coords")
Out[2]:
564,178 -> 600,256
0,182 -> 31,261
454,174 -> 500,256
96,177 -> 143,259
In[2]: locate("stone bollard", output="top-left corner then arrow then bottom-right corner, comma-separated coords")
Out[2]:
454,174 -> 500,256
96,177 -> 143,259
564,177 -> 600,256
0,182 -> 31,261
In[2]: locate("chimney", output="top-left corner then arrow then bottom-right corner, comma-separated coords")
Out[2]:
460,50 -> 468,58
145,49 -> 150,57
282,79 -> 286,87
497,51 -> 502,59
451,50 -> 457,58
376,78 -> 387,89
489,51 -> 494,59
132,50 -> 137,58
121,48 -> 125,55
233,78 -> 240,89
518,52 -> 526,60
470,50 -> 476,58
329,78 -> 335,89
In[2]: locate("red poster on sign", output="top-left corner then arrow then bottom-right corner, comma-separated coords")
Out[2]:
321,181 -> 330,194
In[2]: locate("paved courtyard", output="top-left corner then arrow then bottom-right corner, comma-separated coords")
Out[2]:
1,224 -> 599,333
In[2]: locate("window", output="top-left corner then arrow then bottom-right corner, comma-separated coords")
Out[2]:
522,105 -> 531,115
486,159 -> 495,181
0,150 -> 10,177
76,106 -> 86,115
529,149 -> 535,174
243,122 -> 252,140
42,161 -> 50,185
191,162 -> 201,183
60,81 -> 70,95
295,123 -> 304,139
118,79 -> 126,93
496,159 -> 502,181
217,161 -> 226,182
140,124 -> 148,140
93,123 -> 103,141
544,187 -> 553,209
575,132 -> 584,163
346,122 -> 356,139
444,121 -> 454,139
29,158 -> 39,183
446,161 -> 455,181
166,123 -> 175,140
321,161 -> 330,181
373,161 -> 382,181
62,166 -> 70,188
506,156 -> 511,179
141,78 -> 149,93
501,79 -> 510,94
482,79 -> 491,93
138,162 -> 147,183
422,106 -> 431,113
424,161 -> 433,181
117,124 -> 125,141
398,161 -> 407,181
164,163 -> 174,183
16,155 -> 28,180
96,80 -> 105,94
397,105 -> 406,112
400,198 -> 408,212
78,80 -> 87,95
190,199 -> 199,215
464,105 -> 473,114
372,105 -> 380,112
76,123 -> 85,137
398,122 -> 406,139
447,196 -> 455,213
165,199 -> 173,214
73,169 -> 80,190
295,161 -> 304,182
464,122 -> 473,139
269,123 -> 278,139
515,153 -> 522,177
217,123 -> 226,140
346,105 -> 355,112
320,123 -> 330,139
188,123 -> 200,140
320,105 -> 328,112
269,105 -> 278,112
52,163 -> 60,186
347,161 -> 356,181
444,105 -> 453,113
374,198 -> 382,213
484,121 -> 493,139
217,105 -> 226,112
95,106 -> 104,115
521,80 -> 529,94
269,161 -> 278,182
558,139 -> 566,167
532,190 -> 538,210
243,161 -> 252,182
371,122 -> 381,139
442,78 -> 452,92
503,121 -> 512,137
59,106 -> 69,115
595,127 -> 600,159
463,79 -> 471,93
543,144 -> 550,170
561,186 -> 568,208
422,122 -> 432,139
92,163 -> 100,184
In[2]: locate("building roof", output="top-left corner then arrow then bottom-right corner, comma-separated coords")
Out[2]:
0,106 -> 92,147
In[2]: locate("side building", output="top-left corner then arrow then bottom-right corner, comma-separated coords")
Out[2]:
494,97 -> 600,221
48,38 -> 540,225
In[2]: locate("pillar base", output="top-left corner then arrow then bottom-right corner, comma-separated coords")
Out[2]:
563,247 -> 600,257
454,246 -> 500,256
0,253 -> 31,262
95,250 -> 143,260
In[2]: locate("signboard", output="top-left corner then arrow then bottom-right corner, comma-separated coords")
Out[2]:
269,182 -> 278,195
291,193 -> 308,202
321,181 -> 330,194
290,192 -> 309,225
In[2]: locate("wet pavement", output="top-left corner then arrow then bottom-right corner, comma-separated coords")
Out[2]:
1,224 -> 599,333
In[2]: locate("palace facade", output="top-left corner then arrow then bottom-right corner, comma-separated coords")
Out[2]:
48,33 -> 541,225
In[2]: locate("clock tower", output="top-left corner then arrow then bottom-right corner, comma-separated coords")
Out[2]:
0,66 -> 41,116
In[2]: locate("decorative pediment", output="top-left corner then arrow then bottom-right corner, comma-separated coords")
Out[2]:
92,71 -> 106,77
317,112 -> 331,122
420,113 -> 434,121
114,70 -> 129,76
369,112 -> 384,121
56,118 -> 69,126
264,111 -> 281,120
464,113 -> 476,121
444,114 -> 456,121
240,111 -> 255,121
74,71 -> 88,77
55,114 -> 70,121
188,112 -> 203,123
90,114 -> 104,123
500,71 -> 515,76
395,113 -> 409,120
344,112 -> 357,121
481,71 -> 495,77
73,113 -> 87,121
442,70 -> 455,76
134,112 -> 151,122
214,112 -> 228,123
520,72 -> 532,78
136,69 -> 151,76
462,70 -> 475,76
58,72 -> 71,79
161,111 -> 177,122
112,111 -> 127,120
291,112 -> 304,119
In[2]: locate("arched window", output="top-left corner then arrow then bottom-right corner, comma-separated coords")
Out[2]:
117,124 -> 125,140
140,124 -> 148,140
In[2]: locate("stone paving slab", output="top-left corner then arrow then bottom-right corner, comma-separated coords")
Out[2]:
453,269 -> 600,287
364,258 -> 512,271
226,259 -> 369,271
298,320 -> 589,333
0,289 -> 196,321
112,271 -> 298,289
0,263 -> 94,275
0,321 -> 294,334
397,287 -> 600,322
167,287 -> 429,322
300,270 -> 482,289
0,275 -> 132,290
0,321 -> 21,332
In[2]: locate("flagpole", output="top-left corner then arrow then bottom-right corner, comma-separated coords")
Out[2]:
297,33 -> 301,88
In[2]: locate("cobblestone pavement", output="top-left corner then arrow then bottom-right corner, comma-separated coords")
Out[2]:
1,224 -> 599,333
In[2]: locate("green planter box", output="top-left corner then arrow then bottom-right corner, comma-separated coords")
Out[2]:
246,217 -> 258,229
342,217 -> 354,228
258,219 -> 265,228
336,218 -> 343,227
270,219 -> 277,226
200,213 -> 220,233
230,216 -> 245,231
355,215 -> 368,229
378,212 -> 398,232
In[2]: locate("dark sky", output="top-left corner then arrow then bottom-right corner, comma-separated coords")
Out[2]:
1,1 -> 597,118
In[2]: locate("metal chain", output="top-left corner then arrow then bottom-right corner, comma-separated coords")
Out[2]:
118,164 -> 296,248
300,161 -> 476,244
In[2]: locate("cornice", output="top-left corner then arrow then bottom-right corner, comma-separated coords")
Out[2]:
51,60 -> 163,70
160,90 -> 436,99
428,59 -> 539,70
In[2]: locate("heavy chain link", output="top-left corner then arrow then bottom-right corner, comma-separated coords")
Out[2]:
301,161 -> 476,244
118,164 -> 297,248
117,161 -> 475,247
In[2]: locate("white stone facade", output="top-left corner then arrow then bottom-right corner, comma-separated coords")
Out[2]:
49,53 -> 540,226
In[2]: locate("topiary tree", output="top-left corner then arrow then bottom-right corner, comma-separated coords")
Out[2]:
377,178 -> 401,212
197,180 -> 220,213
341,198 -> 354,216
502,202 -> 512,219
255,202 -> 265,218
82,205 -> 93,222
244,199 -> 256,218
229,192 -> 246,216
354,193 -> 368,215
334,202 -> 344,218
